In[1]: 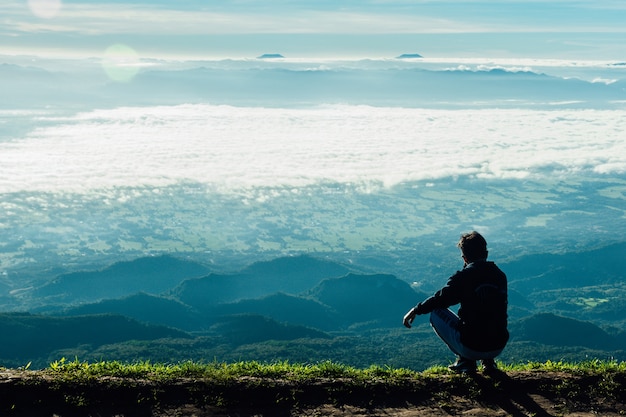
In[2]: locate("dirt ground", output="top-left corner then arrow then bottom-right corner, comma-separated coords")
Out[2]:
156,404 -> 626,417
2,369 -> 626,416
155,391 -> 625,417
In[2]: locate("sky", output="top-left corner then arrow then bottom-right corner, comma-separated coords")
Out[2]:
2,0 -> 626,59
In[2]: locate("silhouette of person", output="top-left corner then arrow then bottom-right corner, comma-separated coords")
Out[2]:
403,231 -> 508,373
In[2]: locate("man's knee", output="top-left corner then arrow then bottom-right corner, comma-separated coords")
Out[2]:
430,308 -> 459,330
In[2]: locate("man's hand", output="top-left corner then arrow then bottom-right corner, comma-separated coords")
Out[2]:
403,307 -> 418,328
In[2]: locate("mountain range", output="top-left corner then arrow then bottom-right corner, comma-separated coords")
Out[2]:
31,255 -> 211,304
3,61 -> 625,109
2,245 -> 625,369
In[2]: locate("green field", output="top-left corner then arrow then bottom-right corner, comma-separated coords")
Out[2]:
2,174 -> 625,287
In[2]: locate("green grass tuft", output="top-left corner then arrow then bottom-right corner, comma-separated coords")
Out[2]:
44,357 -> 626,382
500,359 -> 626,374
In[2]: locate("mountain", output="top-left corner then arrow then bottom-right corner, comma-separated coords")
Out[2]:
121,65 -> 626,108
307,273 -> 428,329
5,58 -> 625,111
239,255 -> 351,295
519,282 -> 626,327
209,314 -> 330,345
170,273 -> 250,308
171,255 -> 351,307
505,242 -> 626,293
0,312 -> 190,361
510,313 -> 618,350
507,288 -> 536,319
56,293 -> 203,331
0,63 -> 98,109
396,53 -> 423,59
30,255 -> 210,304
213,293 -> 337,331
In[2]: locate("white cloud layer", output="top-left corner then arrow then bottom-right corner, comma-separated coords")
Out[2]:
1,105 -> 625,195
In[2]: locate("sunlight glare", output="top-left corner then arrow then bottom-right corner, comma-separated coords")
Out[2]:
102,44 -> 141,83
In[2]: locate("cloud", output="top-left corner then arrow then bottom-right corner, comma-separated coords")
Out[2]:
4,0 -> 626,38
1,105 -> 624,195
27,0 -> 62,19
3,0 -> 625,60
2,5 -> 482,36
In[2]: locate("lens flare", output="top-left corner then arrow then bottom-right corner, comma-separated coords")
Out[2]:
102,44 -> 140,83
28,0 -> 62,19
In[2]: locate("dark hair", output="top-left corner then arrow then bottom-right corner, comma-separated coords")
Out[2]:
457,231 -> 488,262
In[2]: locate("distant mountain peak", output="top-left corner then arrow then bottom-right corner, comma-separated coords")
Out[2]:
257,53 -> 284,59
396,53 -> 423,59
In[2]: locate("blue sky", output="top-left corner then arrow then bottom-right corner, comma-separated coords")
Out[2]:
2,0 -> 626,59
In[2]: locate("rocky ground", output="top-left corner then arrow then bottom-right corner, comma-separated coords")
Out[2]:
1,368 -> 625,416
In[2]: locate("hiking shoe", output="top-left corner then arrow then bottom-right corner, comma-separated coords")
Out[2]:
481,358 -> 498,373
448,358 -> 477,373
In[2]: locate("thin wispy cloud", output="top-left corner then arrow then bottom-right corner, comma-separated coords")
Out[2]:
3,0 -> 625,59
2,6 -> 486,36
4,0 -> 626,37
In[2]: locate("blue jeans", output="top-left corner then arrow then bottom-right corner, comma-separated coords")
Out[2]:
430,308 -> 504,361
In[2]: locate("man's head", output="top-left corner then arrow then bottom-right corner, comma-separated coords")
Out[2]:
457,231 -> 488,263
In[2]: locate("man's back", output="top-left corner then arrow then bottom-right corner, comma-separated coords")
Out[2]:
457,260 -> 508,352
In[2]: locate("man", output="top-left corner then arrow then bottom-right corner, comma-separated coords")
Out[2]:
403,231 -> 508,373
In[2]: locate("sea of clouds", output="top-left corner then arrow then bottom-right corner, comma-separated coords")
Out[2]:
2,55 -> 625,196
1,104 -> 625,195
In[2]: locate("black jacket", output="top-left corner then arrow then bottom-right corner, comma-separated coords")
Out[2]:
416,260 -> 509,352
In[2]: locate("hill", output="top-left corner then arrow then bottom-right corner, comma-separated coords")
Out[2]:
506,241 -> 626,292
171,254 -> 351,307
57,292 -> 203,331
307,273 -> 428,329
0,312 -> 189,366
510,312 -> 620,349
1,362 -> 625,416
209,314 -> 331,345
213,293 -> 337,331
6,249 -> 626,370
204,273 -> 426,331
30,255 -> 210,304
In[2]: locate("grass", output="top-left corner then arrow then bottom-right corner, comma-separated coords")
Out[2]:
502,358 -> 626,374
45,358 -> 420,383
43,357 -> 626,382
3,358 -> 626,415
